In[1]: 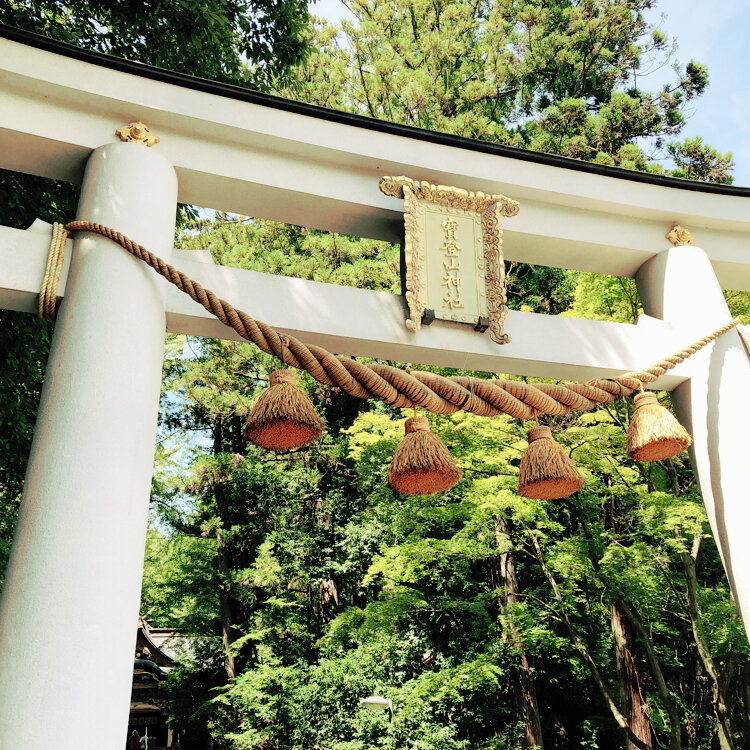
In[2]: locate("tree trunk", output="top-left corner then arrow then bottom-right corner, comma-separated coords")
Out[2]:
575,503 -> 681,748
681,536 -> 737,750
212,416 -> 237,680
320,578 -> 340,623
611,602 -> 653,749
523,525 -> 653,750
618,601 -> 683,750
493,516 -> 544,749
741,662 -> 750,742
217,536 -> 237,679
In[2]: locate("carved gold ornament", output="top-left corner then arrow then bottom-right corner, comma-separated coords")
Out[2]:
379,176 -> 518,345
666,223 -> 695,247
115,122 -> 160,147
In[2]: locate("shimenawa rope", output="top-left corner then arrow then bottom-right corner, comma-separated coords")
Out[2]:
42,221 -> 739,420
38,223 -> 69,320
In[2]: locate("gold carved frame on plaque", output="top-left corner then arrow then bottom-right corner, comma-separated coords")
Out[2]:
379,176 -> 519,345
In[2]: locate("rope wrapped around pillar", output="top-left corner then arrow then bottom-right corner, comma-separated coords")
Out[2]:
62,221 -> 741,420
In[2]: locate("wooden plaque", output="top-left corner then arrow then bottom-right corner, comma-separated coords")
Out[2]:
379,176 -> 519,345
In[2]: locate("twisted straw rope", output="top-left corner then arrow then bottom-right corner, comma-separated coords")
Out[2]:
37,223 -> 69,320
739,325 -> 750,358
61,221 -> 740,420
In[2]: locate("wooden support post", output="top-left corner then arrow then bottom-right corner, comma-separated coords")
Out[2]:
0,141 -> 176,748
637,245 -> 750,628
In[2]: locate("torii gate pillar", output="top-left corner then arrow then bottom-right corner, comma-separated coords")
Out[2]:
0,142 -> 176,747
637,245 -> 750,627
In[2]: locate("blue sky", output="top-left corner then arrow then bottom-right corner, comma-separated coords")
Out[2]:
310,0 -> 750,186
647,0 -> 750,185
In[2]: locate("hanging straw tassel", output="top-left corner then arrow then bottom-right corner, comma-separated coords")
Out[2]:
243,370 -> 325,451
388,416 -> 462,495
518,426 -> 585,500
627,391 -> 692,462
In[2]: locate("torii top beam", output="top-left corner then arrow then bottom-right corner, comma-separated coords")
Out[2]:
1,24 -> 750,288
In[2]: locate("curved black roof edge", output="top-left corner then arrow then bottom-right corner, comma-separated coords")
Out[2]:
3,22 -> 748,197
134,658 -> 168,680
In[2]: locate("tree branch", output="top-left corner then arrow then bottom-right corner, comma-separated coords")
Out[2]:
520,522 -> 653,750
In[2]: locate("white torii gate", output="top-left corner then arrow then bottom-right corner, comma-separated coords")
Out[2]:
1,26 -> 750,750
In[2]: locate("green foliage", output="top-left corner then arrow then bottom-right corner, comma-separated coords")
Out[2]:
565,272 -> 641,323
154,356 -> 748,748
1,0 -> 311,91
506,262 -> 576,314
723,290 -> 750,325
144,281 -> 750,748
668,136 -> 735,185
290,0 -> 732,182
141,529 -> 220,633
565,258 -> 750,330
179,217 -> 400,293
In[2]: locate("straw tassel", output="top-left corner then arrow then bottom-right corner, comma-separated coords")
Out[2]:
518,426 -> 585,500
627,391 -> 692,462
243,370 -> 325,451
388,416 -> 462,495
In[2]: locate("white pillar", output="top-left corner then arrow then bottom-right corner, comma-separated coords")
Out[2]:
636,245 -> 750,628
0,141 -> 176,748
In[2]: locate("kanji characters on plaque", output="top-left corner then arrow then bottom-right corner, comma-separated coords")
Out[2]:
440,218 -> 464,310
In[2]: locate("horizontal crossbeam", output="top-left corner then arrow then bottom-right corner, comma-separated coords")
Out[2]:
0,222 -> 697,387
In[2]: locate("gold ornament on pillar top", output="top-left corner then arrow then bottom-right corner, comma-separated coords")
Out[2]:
115,122 -> 160,147
666,224 -> 695,247
379,176 -> 519,345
